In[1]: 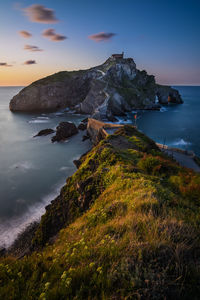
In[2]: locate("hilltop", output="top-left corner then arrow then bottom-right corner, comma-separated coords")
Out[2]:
9,54 -> 182,121
1,124 -> 200,299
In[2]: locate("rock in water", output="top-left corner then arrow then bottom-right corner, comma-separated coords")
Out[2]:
82,135 -> 89,141
78,122 -> 87,130
51,122 -> 78,142
156,85 -> 183,104
9,55 -> 183,120
81,118 -> 88,123
34,128 -> 55,137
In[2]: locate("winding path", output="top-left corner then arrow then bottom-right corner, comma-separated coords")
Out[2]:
156,144 -> 200,173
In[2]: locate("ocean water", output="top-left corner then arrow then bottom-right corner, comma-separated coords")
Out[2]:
0,87 -> 91,248
0,86 -> 199,247
123,86 -> 200,156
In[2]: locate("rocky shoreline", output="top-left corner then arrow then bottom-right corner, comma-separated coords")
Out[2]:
4,55 -> 184,257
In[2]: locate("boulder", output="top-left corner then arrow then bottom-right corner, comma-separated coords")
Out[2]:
73,159 -> 82,169
51,122 -> 78,143
34,128 -> 55,137
82,135 -> 89,141
78,122 -> 87,130
81,118 -> 88,123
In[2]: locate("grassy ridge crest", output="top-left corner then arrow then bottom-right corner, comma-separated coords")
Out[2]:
1,126 -> 200,299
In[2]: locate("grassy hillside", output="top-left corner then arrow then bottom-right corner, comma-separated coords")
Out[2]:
1,126 -> 200,299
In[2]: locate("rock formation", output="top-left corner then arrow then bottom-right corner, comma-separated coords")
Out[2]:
78,122 -> 87,130
51,122 -> 78,142
33,128 -> 55,137
10,55 -> 183,120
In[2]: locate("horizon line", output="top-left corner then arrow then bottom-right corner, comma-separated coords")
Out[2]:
0,84 -> 200,87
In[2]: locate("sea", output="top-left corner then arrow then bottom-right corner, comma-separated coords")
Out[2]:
0,86 -> 199,248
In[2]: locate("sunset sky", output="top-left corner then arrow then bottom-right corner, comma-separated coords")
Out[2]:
0,0 -> 200,86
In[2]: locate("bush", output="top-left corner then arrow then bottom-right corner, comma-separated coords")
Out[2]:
138,155 -> 178,176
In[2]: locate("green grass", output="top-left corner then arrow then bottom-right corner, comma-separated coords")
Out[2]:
31,70 -> 87,86
1,125 -> 200,299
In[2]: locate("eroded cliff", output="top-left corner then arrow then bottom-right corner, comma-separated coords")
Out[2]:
9,56 -> 183,120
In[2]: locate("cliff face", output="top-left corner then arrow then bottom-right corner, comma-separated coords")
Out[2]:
1,125 -> 200,299
9,56 -> 183,119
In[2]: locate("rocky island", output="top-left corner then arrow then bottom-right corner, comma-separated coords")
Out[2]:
9,54 -> 183,120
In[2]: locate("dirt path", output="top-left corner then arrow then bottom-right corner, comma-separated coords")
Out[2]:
163,149 -> 200,173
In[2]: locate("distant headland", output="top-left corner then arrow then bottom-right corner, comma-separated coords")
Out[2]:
9,54 -> 183,121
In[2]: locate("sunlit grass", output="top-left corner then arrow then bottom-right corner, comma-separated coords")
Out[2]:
0,125 -> 200,299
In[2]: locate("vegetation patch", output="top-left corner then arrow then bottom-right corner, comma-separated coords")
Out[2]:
1,126 -> 200,299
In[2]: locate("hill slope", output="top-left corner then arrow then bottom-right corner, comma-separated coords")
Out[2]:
1,126 -> 200,299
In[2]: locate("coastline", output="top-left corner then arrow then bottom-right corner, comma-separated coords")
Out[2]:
2,117 -> 200,258
1,122 -> 200,299
1,85 -> 200,254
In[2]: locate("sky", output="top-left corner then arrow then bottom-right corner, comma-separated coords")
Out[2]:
0,0 -> 200,86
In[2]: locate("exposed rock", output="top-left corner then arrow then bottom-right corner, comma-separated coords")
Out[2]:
87,118 -> 123,145
10,71 -> 91,112
78,122 -> 87,130
0,247 -> 6,257
34,128 -> 55,137
156,85 -> 183,104
82,135 -> 89,141
81,117 -> 88,123
7,222 -> 39,258
73,159 -> 82,168
10,55 -> 183,120
51,122 -> 78,142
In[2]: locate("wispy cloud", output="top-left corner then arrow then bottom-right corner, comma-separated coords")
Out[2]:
24,45 -> 43,52
19,30 -> 32,38
88,32 -> 116,42
0,62 -> 12,67
24,60 -> 36,65
24,4 -> 58,24
42,28 -> 67,42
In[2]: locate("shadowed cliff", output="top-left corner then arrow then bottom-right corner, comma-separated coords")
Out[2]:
9,55 -> 183,121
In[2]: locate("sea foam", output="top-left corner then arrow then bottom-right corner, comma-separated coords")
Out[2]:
171,139 -> 191,146
0,180 -> 65,248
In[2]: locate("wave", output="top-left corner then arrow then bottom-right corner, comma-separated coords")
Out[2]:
116,117 -> 133,124
59,166 -> 70,171
53,112 -> 64,116
0,180 -> 65,248
160,107 -> 168,112
171,139 -> 192,146
37,116 -> 50,120
28,119 -> 50,124
9,161 -> 36,171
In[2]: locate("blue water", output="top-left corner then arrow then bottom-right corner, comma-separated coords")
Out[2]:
125,86 -> 200,156
0,87 -> 91,247
0,86 -> 199,247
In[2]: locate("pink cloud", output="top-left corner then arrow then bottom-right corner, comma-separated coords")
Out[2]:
24,4 -> 58,24
42,28 -> 67,42
24,60 -> 36,65
19,30 -> 32,38
0,62 -> 12,67
24,45 -> 43,52
88,32 -> 116,42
